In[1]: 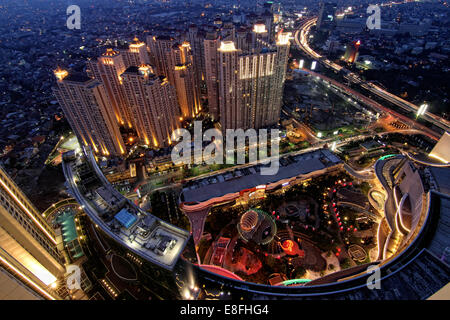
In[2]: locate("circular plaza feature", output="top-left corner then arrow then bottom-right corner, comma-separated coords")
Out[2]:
348,245 -> 367,263
237,208 -> 277,245
239,210 -> 259,232
111,254 -> 138,281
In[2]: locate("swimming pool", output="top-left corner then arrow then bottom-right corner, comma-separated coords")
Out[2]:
56,208 -> 84,260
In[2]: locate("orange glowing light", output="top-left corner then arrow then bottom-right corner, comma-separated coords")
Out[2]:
0,176 -> 56,244
0,254 -> 56,300
54,68 -> 68,81
280,240 -> 305,257
282,240 -> 294,252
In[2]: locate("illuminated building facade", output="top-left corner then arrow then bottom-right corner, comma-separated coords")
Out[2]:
217,41 -> 242,130
86,48 -> 133,128
0,166 -> 65,299
118,37 -> 151,68
121,66 -> 180,148
166,42 -> 201,119
271,32 -> 291,125
251,23 -> 270,50
53,71 -> 126,156
146,35 -> 176,80
217,32 -> 291,131
187,25 -> 207,95
239,49 -> 278,129
204,31 -> 221,120
343,40 -> 361,64
429,132 -> 450,164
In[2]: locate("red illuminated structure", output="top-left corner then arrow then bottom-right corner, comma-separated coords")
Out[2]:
343,40 -> 361,64
280,240 -> 305,257
240,210 -> 259,232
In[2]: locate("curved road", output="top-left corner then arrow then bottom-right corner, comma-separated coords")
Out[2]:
294,17 -> 449,136
344,164 -> 375,180
301,69 -> 439,141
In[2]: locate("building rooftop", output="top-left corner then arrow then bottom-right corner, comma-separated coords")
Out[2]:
428,166 -> 450,196
115,208 -> 138,229
63,73 -> 92,83
63,147 -> 190,271
123,66 -> 141,74
155,35 -> 174,41
182,149 -> 342,203
361,140 -> 383,151
429,132 -> 450,164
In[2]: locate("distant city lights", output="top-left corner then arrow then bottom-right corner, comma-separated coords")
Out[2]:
299,59 -> 304,68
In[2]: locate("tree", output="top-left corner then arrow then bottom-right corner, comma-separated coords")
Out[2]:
340,258 -> 352,269
294,267 -> 306,279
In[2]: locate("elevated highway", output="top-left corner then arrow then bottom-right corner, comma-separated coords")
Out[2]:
294,17 -> 450,135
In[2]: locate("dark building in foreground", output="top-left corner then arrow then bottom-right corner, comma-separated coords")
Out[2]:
62,148 -> 198,299
0,166 -> 65,300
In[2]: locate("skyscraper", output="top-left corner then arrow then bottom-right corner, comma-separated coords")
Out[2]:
204,31 -> 221,120
0,166 -> 64,299
121,66 -> 181,148
217,41 -> 242,130
166,42 -> 201,118
261,10 -> 275,42
146,35 -> 176,79
187,25 -> 207,95
117,37 -> 151,68
252,23 -> 270,51
217,32 -> 291,131
174,64 -> 199,119
271,31 -> 291,124
317,2 -> 337,31
53,70 -> 126,157
86,48 -> 133,128
220,22 -> 236,42
236,27 -> 251,52
240,49 -> 278,129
